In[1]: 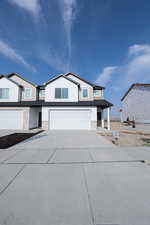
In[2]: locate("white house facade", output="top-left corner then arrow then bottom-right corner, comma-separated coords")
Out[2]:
0,73 -> 113,130
45,76 -> 79,102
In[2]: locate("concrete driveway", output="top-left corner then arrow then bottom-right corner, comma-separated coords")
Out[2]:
11,130 -> 115,149
1,131 -> 150,225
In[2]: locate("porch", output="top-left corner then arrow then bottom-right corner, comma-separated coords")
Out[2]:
97,107 -> 111,131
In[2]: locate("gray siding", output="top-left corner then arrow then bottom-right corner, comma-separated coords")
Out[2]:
122,86 -> 150,123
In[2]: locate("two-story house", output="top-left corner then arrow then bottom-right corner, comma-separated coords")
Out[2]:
0,72 -> 113,130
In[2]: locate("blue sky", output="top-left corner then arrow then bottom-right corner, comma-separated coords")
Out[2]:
0,0 -> 150,117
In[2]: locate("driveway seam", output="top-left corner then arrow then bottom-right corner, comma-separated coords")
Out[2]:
0,164 -> 26,196
88,149 -> 94,162
0,150 -> 23,164
81,165 -> 95,225
46,149 -> 57,163
2,160 -> 143,165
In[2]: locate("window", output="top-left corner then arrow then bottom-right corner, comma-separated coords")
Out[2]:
39,90 -> 45,98
94,90 -> 101,97
0,88 -> 9,99
55,88 -> 68,99
22,88 -> 32,99
83,89 -> 88,98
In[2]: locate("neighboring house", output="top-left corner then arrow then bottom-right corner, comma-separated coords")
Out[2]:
0,72 -> 113,130
121,83 -> 150,123
0,74 -> 41,130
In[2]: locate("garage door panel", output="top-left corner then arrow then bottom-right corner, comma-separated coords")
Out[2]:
0,110 -> 23,129
49,109 -> 91,130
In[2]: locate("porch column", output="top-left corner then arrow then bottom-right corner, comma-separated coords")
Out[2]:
101,110 -> 105,128
107,107 -> 111,131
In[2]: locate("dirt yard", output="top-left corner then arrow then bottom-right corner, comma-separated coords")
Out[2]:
103,121 -> 150,147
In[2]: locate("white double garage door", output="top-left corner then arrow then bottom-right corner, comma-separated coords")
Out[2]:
49,109 -> 93,130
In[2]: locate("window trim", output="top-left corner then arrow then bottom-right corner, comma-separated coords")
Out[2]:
0,88 -> 9,99
55,88 -> 68,99
82,88 -> 88,98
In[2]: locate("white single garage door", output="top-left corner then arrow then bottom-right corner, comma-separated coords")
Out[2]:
49,109 -> 91,130
0,110 -> 23,129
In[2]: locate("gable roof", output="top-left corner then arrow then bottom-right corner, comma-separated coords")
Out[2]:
7,73 -> 36,87
65,73 -> 105,90
121,83 -> 150,101
45,74 -> 80,86
0,75 -> 23,88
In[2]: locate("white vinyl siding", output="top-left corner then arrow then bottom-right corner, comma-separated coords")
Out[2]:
55,88 -> 68,99
0,88 -> 9,99
0,77 -> 20,102
22,88 -> 32,99
45,76 -> 78,102
67,74 -> 94,101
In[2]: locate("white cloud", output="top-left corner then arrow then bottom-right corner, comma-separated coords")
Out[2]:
38,47 -> 66,72
59,0 -> 77,60
128,44 -> 150,56
125,44 -> 150,84
95,66 -> 117,86
98,44 -> 150,91
0,40 -> 36,72
9,0 -> 41,17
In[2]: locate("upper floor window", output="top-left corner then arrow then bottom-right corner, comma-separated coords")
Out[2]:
39,90 -> 45,98
94,90 -> 101,97
55,88 -> 68,99
0,88 -> 9,99
22,88 -> 32,99
83,89 -> 88,98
